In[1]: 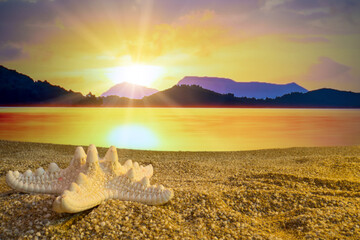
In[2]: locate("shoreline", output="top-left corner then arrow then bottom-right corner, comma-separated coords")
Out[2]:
0,138 -> 359,154
0,140 -> 360,239
1,105 -> 360,109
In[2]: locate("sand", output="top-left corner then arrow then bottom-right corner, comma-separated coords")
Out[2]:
0,140 -> 359,239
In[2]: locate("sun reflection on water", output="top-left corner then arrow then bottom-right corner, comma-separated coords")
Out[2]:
107,124 -> 159,150
0,108 -> 359,151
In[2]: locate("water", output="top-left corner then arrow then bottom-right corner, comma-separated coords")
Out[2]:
0,107 -> 359,151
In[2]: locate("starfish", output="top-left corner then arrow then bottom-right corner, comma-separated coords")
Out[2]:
6,145 -> 174,213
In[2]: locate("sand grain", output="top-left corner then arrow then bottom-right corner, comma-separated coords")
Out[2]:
0,140 -> 359,239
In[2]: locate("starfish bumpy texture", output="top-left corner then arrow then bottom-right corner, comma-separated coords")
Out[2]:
6,145 -> 174,213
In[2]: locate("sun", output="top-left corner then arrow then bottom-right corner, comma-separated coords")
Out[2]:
106,64 -> 164,87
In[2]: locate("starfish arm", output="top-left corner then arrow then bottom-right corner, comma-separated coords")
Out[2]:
6,146 -> 87,195
129,162 -> 153,181
52,171 -> 107,213
107,175 -> 174,206
53,146 -> 107,213
6,164 -> 80,195
120,159 -> 154,181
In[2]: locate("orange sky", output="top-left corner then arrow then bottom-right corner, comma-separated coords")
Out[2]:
0,0 -> 359,95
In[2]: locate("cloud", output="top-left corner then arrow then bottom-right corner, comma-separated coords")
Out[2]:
0,45 -> 24,61
298,56 -> 360,90
277,0 -> 360,34
261,0 -> 291,11
286,36 -> 329,43
305,57 -> 350,82
0,0 -> 58,44
222,0 -> 360,36
1,0 -> 360,49
282,0 -> 360,12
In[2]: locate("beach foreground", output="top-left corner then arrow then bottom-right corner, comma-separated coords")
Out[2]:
0,141 -> 359,239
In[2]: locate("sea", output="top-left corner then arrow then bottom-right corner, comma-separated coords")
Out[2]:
0,107 -> 359,151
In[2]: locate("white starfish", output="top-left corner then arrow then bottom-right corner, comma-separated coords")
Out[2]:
6,145 -> 174,213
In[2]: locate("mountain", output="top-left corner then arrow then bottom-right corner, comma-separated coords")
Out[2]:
142,84 -> 239,106
177,76 -> 308,99
142,85 -> 360,108
1,65 -> 358,108
101,82 -> 158,99
0,65 -> 99,105
270,88 -> 360,108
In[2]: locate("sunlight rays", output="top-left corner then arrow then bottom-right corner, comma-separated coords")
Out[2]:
135,0 -> 155,62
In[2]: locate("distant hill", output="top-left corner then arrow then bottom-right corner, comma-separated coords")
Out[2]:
1,65 -> 359,108
0,65 -> 99,105
177,76 -> 308,99
270,88 -> 360,108
142,85 -> 239,106
101,82 -> 158,99
142,85 -> 360,108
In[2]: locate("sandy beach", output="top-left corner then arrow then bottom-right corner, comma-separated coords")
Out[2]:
0,140 -> 359,239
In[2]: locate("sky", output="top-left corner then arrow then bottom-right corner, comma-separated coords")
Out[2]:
0,0 -> 360,95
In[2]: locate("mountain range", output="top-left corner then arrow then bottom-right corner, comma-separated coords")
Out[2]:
1,65 -> 359,108
141,85 -> 360,108
101,76 -> 308,99
177,76 -> 308,99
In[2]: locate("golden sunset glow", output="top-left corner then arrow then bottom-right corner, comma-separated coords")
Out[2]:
1,3 -> 360,236
0,0 -> 359,95
106,64 -> 164,87
0,108 -> 359,151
